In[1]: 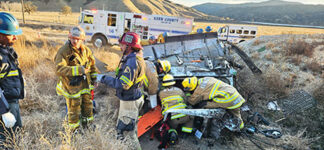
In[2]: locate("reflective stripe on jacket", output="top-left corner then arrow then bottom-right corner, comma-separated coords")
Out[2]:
188,77 -> 245,109
101,52 -> 146,101
54,41 -> 97,98
159,87 -> 187,120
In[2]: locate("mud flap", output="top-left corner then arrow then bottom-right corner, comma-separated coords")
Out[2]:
137,105 -> 163,137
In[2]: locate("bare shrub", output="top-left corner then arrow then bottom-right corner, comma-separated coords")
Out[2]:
61,5 -> 72,16
262,66 -> 288,95
251,52 -> 259,60
265,53 -> 272,60
271,48 -> 280,53
266,42 -> 275,50
285,38 -> 315,57
252,39 -> 261,46
24,1 -> 37,14
304,60 -> 322,74
291,55 -> 302,65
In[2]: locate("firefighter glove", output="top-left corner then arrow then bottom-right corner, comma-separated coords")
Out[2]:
2,112 -> 16,128
194,101 -> 208,108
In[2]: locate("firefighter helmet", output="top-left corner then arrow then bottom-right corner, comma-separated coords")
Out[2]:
119,32 -> 143,50
68,26 -> 85,40
162,74 -> 175,87
158,60 -> 171,73
0,12 -> 22,35
182,76 -> 198,91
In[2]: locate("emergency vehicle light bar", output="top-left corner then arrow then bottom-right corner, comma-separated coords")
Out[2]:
134,15 -> 142,18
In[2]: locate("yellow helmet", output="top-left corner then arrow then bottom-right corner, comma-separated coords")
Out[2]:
182,77 -> 198,91
162,74 -> 175,87
158,60 -> 171,73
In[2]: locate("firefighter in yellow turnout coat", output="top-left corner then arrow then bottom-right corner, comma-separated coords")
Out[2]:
182,77 -> 245,129
143,60 -> 171,108
54,26 -> 97,130
159,74 -> 194,134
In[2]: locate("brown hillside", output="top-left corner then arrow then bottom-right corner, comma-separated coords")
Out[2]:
30,0 -> 207,18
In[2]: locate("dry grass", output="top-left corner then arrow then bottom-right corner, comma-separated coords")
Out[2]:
278,129 -> 319,150
10,11 -> 79,25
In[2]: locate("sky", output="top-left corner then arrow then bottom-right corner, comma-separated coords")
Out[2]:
170,0 -> 324,7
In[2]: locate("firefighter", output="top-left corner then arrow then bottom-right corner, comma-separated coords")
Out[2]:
54,26 -> 97,131
159,74 -> 194,136
0,12 -> 24,143
182,77 -> 245,129
140,35 -> 157,46
97,32 -> 146,149
143,59 -> 171,108
157,32 -> 168,43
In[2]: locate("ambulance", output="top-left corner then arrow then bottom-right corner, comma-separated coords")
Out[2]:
217,25 -> 257,43
79,9 -> 194,48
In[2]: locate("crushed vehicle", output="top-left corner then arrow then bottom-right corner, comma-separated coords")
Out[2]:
138,32 -> 262,139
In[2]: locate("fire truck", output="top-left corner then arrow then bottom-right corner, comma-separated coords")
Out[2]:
79,9 -> 194,48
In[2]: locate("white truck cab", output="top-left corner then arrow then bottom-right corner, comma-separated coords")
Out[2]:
218,25 -> 257,43
79,9 -> 194,48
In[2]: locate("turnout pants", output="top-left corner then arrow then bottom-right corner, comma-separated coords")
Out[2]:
169,116 -> 194,133
66,94 -> 93,129
205,102 -> 244,129
117,96 -> 144,150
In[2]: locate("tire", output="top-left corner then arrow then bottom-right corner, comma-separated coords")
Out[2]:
92,34 -> 107,48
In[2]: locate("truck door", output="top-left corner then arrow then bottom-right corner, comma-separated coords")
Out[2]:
79,13 -> 94,41
107,12 -> 118,43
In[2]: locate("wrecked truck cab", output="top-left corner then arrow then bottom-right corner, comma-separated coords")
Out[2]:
142,32 -> 238,87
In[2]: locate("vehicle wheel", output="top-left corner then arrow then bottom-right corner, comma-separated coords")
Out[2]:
92,34 -> 107,48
